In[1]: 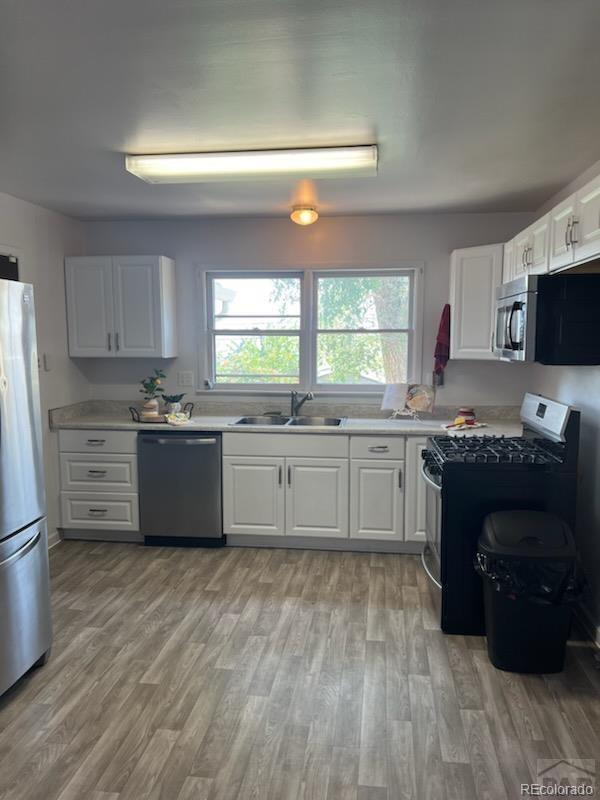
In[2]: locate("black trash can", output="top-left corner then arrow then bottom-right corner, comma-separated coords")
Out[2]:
475,510 -> 582,673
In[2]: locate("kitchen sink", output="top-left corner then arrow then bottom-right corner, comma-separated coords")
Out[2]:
286,416 -> 342,426
234,415 -> 291,425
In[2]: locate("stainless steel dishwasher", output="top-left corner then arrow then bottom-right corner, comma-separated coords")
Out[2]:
138,432 -> 223,545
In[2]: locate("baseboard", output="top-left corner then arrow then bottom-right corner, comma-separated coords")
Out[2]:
575,601 -> 600,649
60,529 -> 143,544
47,528 -> 61,549
226,534 -> 423,554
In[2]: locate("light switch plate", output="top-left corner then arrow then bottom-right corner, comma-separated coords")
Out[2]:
177,370 -> 194,387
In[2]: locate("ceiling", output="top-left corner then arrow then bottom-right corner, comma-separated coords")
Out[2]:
2,0 -> 600,219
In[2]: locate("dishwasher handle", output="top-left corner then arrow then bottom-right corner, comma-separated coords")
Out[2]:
147,437 -> 218,446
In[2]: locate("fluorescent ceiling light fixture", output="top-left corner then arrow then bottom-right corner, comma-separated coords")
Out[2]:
125,145 -> 377,183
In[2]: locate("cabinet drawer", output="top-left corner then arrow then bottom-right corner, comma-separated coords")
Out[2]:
58,429 -> 137,454
60,453 -> 138,492
350,436 -> 405,460
223,432 -> 348,458
60,492 -> 139,530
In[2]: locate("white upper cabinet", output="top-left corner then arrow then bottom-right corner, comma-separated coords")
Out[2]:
449,244 -> 503,360
527,214 -> 551,274
502,239 -> 515,283
513,229 -> 530,280
65,256 -> 177,358
549,195 -> 577,271
510,214 -> 550,279
573,173 -> 600,264
65,257 -> 114,356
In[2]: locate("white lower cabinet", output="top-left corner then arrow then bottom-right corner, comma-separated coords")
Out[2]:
286,458 -> 348,538
60,492 -> 139,531
404,436 -> 427,542
222,456 -> 284,536
350,459 -> 404,540
221,432 -> 427,546
58,428 -> 140,536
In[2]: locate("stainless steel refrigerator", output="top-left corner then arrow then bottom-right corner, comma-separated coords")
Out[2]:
0,279 -> 52,697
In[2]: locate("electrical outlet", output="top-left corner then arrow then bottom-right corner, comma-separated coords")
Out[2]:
177,370 -> 194,387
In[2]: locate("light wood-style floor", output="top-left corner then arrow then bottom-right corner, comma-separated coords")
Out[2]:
0,542 -> 599,800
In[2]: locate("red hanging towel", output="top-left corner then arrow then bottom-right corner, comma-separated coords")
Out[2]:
434,303 -> 451,379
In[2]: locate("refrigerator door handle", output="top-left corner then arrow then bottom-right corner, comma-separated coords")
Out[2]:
0,530 -> 41,571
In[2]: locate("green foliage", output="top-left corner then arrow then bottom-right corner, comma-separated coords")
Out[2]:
139,368 -> 166,400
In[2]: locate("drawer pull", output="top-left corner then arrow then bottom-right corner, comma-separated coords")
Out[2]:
88,508 -> 108,515
87,469 -> 107,476
86,439 -> 106,446
368,445 -> 389,453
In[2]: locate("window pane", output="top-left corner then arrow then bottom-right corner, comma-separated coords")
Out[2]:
215,335 -> 299,384
317,275 -> 410,330
214,315 -> 299,330
316,332 -> 408,384
213,277 -> 301,327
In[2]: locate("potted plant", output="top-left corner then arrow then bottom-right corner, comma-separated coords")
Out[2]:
163,393 -> 186,414
139,369 -> 166,420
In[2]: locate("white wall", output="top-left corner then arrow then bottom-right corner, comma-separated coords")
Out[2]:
529,157 -> 600,641
79,211 -> 535,407
0,191 -> 88,544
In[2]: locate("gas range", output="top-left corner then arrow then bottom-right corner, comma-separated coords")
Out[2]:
427,434 -> 565,467
419,393 -> 580,636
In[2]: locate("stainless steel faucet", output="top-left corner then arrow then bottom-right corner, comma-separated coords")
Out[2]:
290,390 -> 314,416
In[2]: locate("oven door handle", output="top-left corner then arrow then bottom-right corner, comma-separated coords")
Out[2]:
421,544 -> 442,590
420,462 -> 442,493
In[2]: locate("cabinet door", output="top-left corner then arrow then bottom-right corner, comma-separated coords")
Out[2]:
449,244 -> 503,360
65,257 -> 114,357
528,214 -> 550,274
502,240 -> 515,283
549,195 -> 576,270
112,256 -> 163,357
574,174 -> 600,264
513,230 -> 530,280
286,458 -> 348,538
350,459 -> 404,541
223,456 -> 284,536
404,437 -> 427,542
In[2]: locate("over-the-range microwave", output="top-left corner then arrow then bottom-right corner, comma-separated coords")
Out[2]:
494,273 -> 600,364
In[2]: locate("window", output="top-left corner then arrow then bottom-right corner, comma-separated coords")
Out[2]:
206,269 -> 420,391
209,273 -> 302,384
314,273 -> 413,386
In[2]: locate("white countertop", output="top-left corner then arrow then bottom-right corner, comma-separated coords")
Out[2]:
51,414 -> 523,438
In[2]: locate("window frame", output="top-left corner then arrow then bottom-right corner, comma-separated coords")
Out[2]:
202,266 -> 423,394
205,270 -> 306,389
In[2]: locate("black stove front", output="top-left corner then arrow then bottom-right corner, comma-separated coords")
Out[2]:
420,401 -> 580,636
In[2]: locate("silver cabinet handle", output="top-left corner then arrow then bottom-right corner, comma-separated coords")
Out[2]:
152,438 -> 217,446
87,469 -> 107,476
368,445 -> 389,453
287,465 -> 291,487
570,217 -> 579,245
278,465 -> 282,486
88,508 -> 108,515
398,470 -> 403,489
86,439 -> 106,446
107,332 -> 112,351
115,332 -> 120,351
0,530 -> 41,570
565,218 -> 572,249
